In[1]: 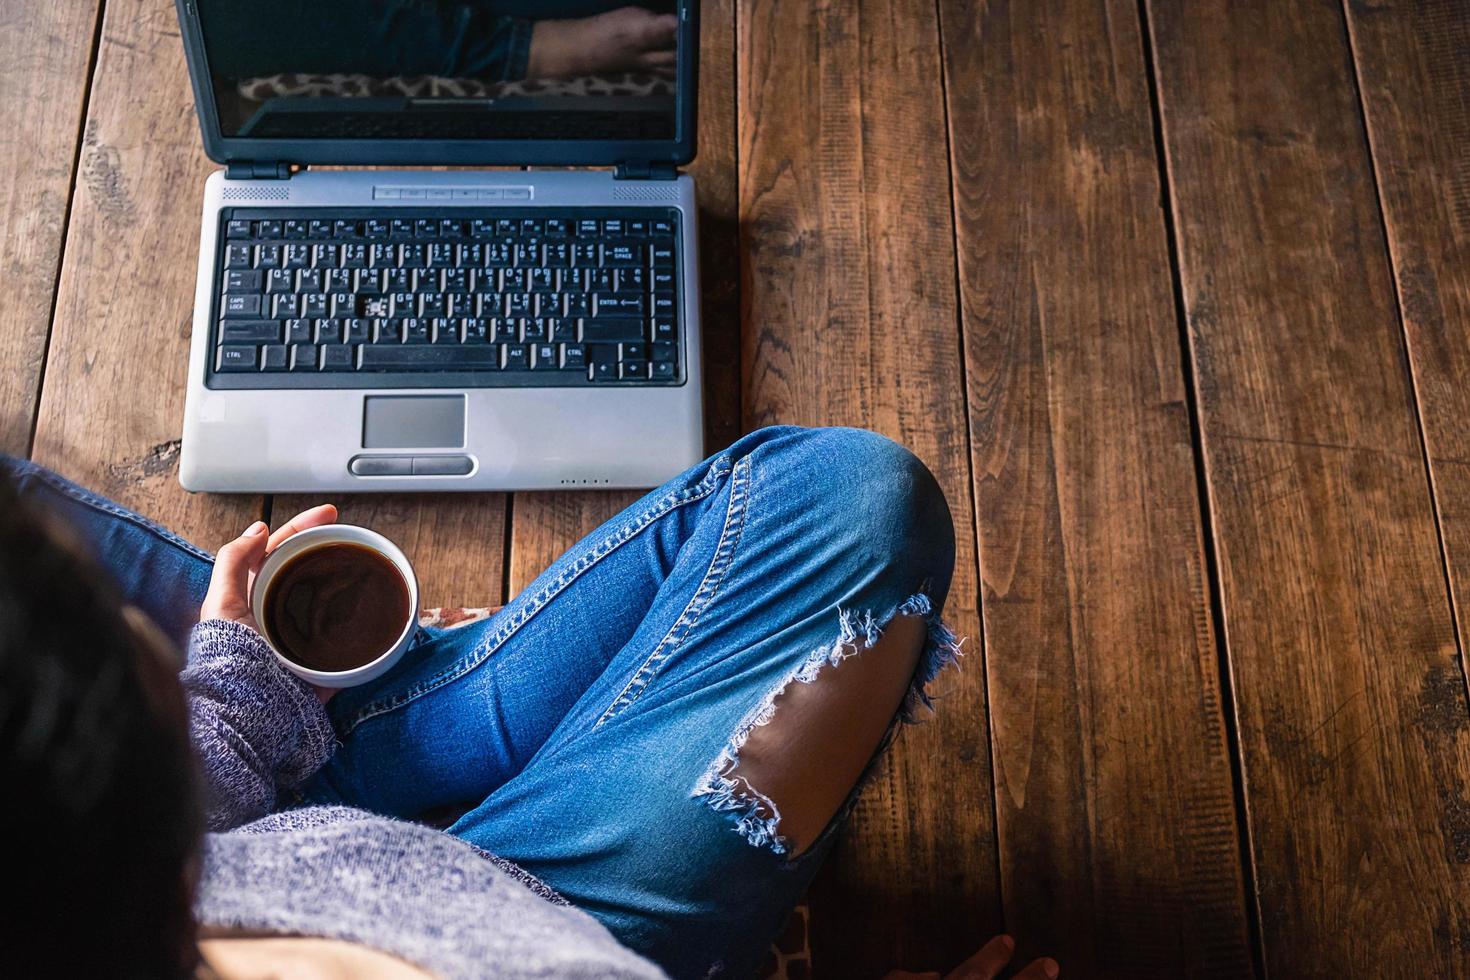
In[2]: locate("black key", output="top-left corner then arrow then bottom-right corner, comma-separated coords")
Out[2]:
261,344 -> 289,371
584,268 -> 616,292
652,318 -> 676,341
447,293 -> 475,316
485,243 -> 513,267
603,219 -> 624,236
471,219 -> 497,237
373,320 -> 401,343
220,319 -> 280,343
284,219 -> 309,239
285,318 -> 312,344
505,294 -> 532,317
216,345 -> 258,372
603,242 -> 640,267
651,219 -> 674,234
225,269 -> 262,293
355,269 -> 384,294
544,241 -> 571,267
561,344 -> 586,370
334,219 -> 359,238
577,219 -> 600,236
496,219 -> 519,236
359,346 -> 502,370
429,243 -> 456,268
442,219 -> 467,238
341,243 -> 368,268
297,269 -> 324,294
289,344 -> 318,371
221,294 -> 262,318
572,243 -> 599,266
522,318 -> 549,343
530,269 -> 556,293
402,318 -> 430,344
621,342 -> 646,361
651,361 -> 676,380
564,293 -> 592,317
257,219 -> 283,238
652,292 -> 676,316
514,242 -> 540,266
301,294 -> 328,318
315,319 -> 344,344
458,243 -> 485,268
390,218 -> 414,238
545,219 -> 570,236
594,293 -> 644,315
321,344 -> 353,371
618,267 -> 647,292
309,219 -> 334,238
283,243 -> 312,269
462,318 -> 490,342
651,269 -> 675,291
420,294 -> 448,317
492,319 -> 519,343
619,360 -> 648,380
651,341 -> 677,362
370,243 -> 397,268
365,218 -> 390,237
415,219 -> 439,238
271,293 -> 301,318
532,343 -> 557,368
225,245 -> 253,269
501,268 -> 528,292
332,318 -> 364,344
520,218 -> 543,236
628,219 -> 648,235
330,292 -> 356,317
581,317 -> 644,342
225,219 -> 253,239
549,318 -> 576,342
443,269 -> 469,292
256,244 -> 282,269
313,244 -> 339,268
432,319 -> 460,344
587,343 -> 619,380
477,294 -> 504,317
401,243 -> 428,268
503,344 -> 530,370
390,292 -> 417,317
650,241 -> 675,268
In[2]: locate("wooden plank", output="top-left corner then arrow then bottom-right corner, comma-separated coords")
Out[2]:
1145,1 -> 1470,974
0,0 -> 102,454
30,0 -> 262,546
939,0 -> 1254,975
737,1 -> 998,972
506,0 -> 740,602
1346,0 -> 1470,679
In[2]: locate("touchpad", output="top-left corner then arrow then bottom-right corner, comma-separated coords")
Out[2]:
362,395 -> 465,449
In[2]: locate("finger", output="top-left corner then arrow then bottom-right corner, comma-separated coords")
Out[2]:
638,49 -> 677,69
1011,958 -> 1060,980
201,521 -> 269,621
636,12 -> 679,46
266,504 -> 338,552
945,935 -> 1015,980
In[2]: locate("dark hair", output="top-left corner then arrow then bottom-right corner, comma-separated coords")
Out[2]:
0,472 -> 202,978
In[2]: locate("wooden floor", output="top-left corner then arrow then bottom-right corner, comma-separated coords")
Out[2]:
4,1 -> 1469,976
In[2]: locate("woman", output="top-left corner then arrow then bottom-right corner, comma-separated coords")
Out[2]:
0,426 -> 1059,979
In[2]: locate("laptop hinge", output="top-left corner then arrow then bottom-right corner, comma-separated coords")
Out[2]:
613,160 -> 678,180
224,160 -> 299,180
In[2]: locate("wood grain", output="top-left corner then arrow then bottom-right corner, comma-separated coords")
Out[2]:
505,0 -> 740,603
1146,0 -> 1470,973
30,0 -> 263,548
0,0 -> 102,454
940,0 -> 1254,974
737,1 -> 998,973
1345,0 -> 1470,681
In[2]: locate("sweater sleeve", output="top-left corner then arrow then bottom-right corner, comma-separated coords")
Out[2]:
183,619 -> 337,831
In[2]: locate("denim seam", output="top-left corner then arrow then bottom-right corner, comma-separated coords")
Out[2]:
593,454 -> 753,726
22,464 -> 215,562
338,458 -> 736,736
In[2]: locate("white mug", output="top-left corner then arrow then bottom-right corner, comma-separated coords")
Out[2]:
249,524 -> 420,688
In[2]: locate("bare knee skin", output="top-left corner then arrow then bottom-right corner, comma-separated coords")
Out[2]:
725,615 -> 926,857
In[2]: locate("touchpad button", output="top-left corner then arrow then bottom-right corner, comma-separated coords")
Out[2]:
362,395 -> 465,449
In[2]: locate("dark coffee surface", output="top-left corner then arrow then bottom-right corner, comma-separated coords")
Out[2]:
263,542 -> 410,672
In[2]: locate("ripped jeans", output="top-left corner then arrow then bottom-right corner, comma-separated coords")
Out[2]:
5,426 -> 958,979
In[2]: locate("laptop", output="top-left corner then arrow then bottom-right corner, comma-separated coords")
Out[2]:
173,0 -> 704,492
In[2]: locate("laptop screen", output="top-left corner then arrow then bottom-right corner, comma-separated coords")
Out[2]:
193,2 -> 683,146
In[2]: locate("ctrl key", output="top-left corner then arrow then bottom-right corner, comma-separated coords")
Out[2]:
216,345 -> 258,372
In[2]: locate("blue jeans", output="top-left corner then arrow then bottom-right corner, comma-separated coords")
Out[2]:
3,426 -> 958,979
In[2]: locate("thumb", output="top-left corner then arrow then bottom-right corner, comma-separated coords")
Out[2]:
201,521 -> 269,622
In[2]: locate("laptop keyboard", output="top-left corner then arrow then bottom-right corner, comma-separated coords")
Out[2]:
209,208 -> 683,390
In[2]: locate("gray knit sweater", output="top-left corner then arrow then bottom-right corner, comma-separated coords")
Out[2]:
185,619 -> 666,980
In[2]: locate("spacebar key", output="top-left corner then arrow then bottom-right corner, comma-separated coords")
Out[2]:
358,346 -> 501,370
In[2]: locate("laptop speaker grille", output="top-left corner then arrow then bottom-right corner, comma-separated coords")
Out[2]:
221,186 -> 291,201
611,184 -> 680,201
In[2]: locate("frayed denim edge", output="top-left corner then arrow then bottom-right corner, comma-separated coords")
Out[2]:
692,592 -> 965,856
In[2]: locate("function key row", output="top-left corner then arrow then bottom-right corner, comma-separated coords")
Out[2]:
225,217 -> 675,241
223,239 -> 675,271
